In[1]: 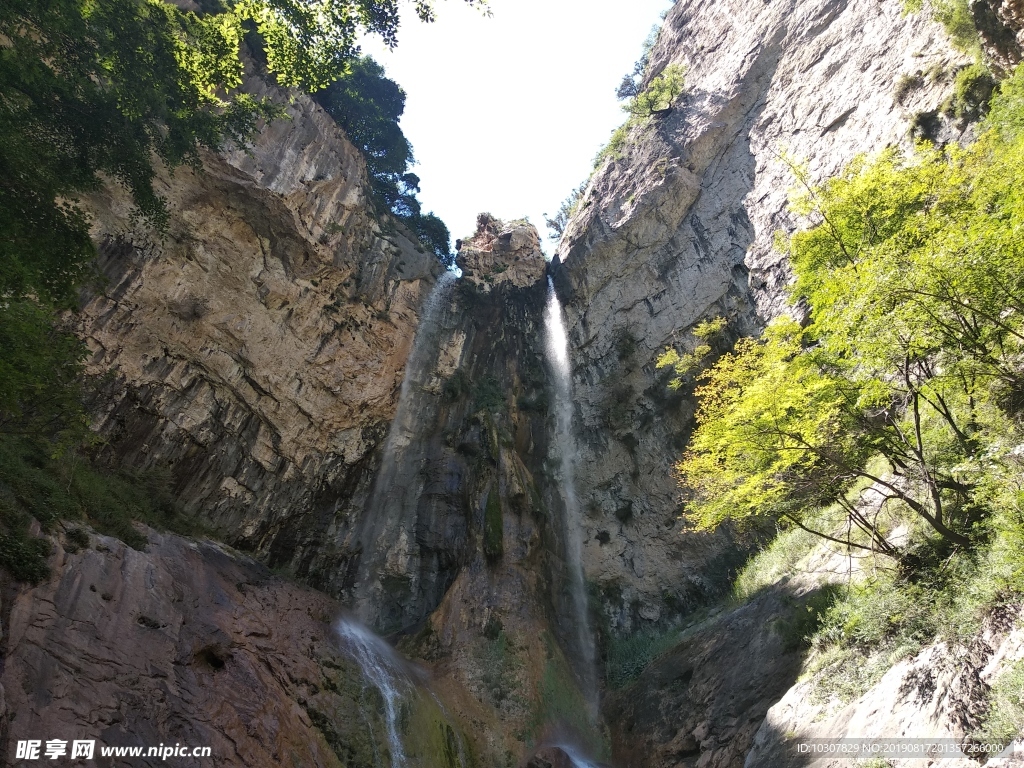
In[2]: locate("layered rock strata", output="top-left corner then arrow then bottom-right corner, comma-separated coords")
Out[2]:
78,76 -> 441,595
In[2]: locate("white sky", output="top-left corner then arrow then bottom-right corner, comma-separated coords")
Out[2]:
361,0 -> 673,252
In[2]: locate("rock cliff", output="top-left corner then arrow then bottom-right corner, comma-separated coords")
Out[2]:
78,75 -> 442,596
5,0 -> 1024,766
1,527 -> 470,767
551,0 -> 968,635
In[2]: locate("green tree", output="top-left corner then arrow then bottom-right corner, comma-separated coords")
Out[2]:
679,64 -> 1024,553
314,55 -> 453,261
624,64 -> 685,117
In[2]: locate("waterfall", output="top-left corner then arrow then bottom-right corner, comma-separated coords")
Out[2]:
354,270 -> 457,627
543,276 -> 598,715
335,618 -> 411,768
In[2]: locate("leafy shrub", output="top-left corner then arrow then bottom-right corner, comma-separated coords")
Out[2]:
606,627 -> 680,688
472,377 -> 504,413
442,369 -> 469,403
949,64 -> 996,119
544,180 -> 588,241
894,73 -> 924,104
625,64 -> 686,117
974,658 -> 1024,749
0,434 -> 204,575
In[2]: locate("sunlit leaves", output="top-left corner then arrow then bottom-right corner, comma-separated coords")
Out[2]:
679,64 -> 1024,548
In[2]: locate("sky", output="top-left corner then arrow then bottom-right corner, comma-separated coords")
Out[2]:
360,0 -> 674,253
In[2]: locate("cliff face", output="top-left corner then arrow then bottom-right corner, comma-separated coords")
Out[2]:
1,527 -> 471,767
79,76 -> 442,595
551,0 -> 968,634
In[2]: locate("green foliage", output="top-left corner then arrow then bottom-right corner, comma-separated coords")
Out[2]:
595,62 -> 685,168
682,71 -> 1024,553
544,180 -> 588,241
930,0 -> 982,55
904,0 -> 981,55
1,0 -> 469,450
0,433 -> 205,582
472,376 -> 504,414
624,64 -> 686,117
594,122 -> 632,166
605,627 -> 680,688
0,300 -> 88,441
974,658 -> 1024,748
655,316 -> 728,390
442,369 -> 470,402
732,524 -> 822,602
679,319 -> 885,540
949,64 -> 996,119
615,24 -> 659,101
894,72 -> 925,104
314,56 -> 452,262
773,585 -> 843,652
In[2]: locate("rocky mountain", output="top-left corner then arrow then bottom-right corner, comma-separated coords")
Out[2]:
4,0 -> 1024,766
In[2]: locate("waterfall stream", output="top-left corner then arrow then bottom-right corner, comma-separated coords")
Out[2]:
354,270 -> 458,627
335,618 -> 411,768
543,276 -> 598,715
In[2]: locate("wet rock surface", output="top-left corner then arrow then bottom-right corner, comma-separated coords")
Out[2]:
1,529 -> 381,767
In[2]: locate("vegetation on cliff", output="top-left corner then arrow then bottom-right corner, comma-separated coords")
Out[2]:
675,63 -> 1024,705
314,55 -> 454,262
0,0 -> 471,582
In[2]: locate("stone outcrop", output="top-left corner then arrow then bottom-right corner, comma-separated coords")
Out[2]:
550,0 -> 968,636
747,604 -> 1024,767
973,0 -> 1024,71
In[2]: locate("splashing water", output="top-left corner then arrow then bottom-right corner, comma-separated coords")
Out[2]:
561,744 -> 601,768
335,618 -> 410,768
543,276 -> 598,715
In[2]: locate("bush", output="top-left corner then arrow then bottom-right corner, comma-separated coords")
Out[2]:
472,377 -> 504,413
974,658 -> 1024,749
950,64 -> 996,120
895,73 -> 924,104
625,64 -> 686,117
0,434 -> 204,578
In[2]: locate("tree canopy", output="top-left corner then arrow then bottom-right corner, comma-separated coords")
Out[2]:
314,55 -> 453,261
677,64 -> 1024,554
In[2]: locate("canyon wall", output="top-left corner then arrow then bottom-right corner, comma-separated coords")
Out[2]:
551,0 -> 968,635
78,75 -> 442,598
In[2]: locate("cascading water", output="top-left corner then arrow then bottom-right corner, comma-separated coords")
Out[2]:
543,276 -> 598,715
354,270 -> 457,627
334,618 -> 411,768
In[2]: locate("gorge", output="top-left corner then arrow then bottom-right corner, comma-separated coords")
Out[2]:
3,0 -> 1024,766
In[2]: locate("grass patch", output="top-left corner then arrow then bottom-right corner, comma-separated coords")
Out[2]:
732,524 -> 821,603
974,657 -> 1024,749
0,434 -> 206,581
805,488 -> 1024,703
605,626 -> 681,689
